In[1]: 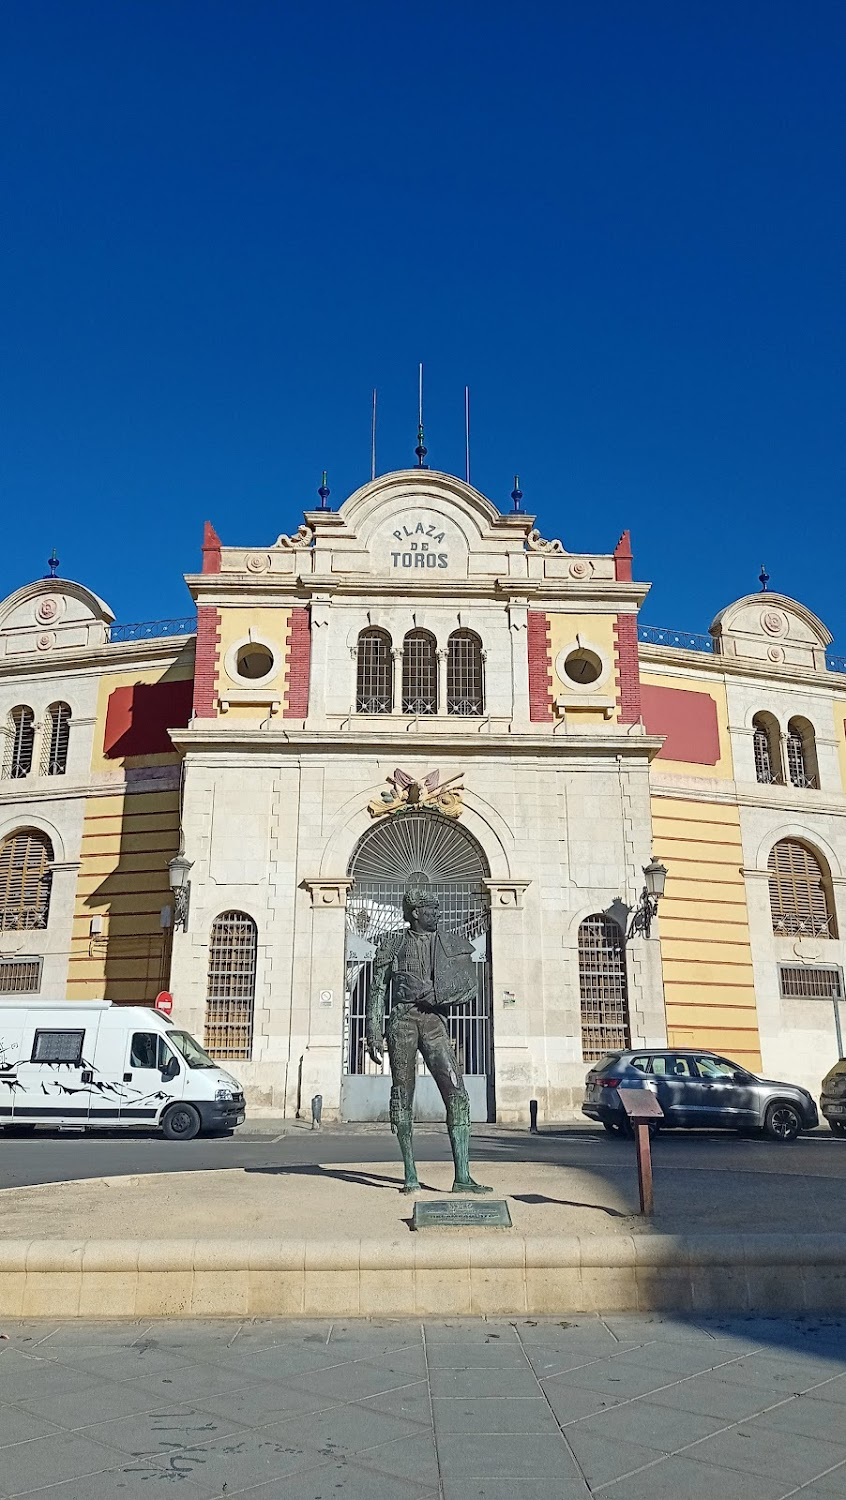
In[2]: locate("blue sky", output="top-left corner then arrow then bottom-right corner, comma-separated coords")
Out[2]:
2,2 -> 844,638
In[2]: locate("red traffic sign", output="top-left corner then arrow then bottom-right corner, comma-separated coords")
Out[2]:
155,991 -> 174,1016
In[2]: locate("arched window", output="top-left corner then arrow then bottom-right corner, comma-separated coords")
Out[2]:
578,913 -> 630,1061
4,708 -> 35,780
787,717 -> 819,790
0,829 -> 53,931
205,911 -> 257,1059
355,629 -> 392,714
447,630 -> 484,715
752,713 -> 781,785
402,630 -> 438,714
42,703 -> 71,777
768,839 -> 836,938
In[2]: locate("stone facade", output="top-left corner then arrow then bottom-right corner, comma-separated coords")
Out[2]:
2,469 -> 846,1117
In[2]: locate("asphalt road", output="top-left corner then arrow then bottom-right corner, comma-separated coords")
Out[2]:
1,1122 -> 846,1234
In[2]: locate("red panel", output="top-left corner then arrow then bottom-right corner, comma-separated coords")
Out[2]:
283,607 -> 311,719
103,678 -> 194,759
614,529 -> 633,581
527,611 -> 553,722
201,520 -> 222,574
641,684 -> 721,765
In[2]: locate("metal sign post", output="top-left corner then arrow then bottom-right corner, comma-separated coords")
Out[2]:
617,1088 -> 664,1216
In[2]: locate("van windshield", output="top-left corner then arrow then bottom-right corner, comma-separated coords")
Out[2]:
166,1030 -> 218,1070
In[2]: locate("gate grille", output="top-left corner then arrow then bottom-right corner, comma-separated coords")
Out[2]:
344,878 -> 491,1079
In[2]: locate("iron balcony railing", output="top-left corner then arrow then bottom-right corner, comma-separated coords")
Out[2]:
108,617 -> 197,643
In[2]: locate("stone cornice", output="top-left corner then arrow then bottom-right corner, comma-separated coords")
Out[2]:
169,725 -> 664,762
0,634 -> 194,682
650,772 -> 846,815
638,641 -> 846,693
185,574 -> 650,611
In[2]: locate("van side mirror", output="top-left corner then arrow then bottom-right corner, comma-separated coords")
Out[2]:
161,1056 -> 180,1081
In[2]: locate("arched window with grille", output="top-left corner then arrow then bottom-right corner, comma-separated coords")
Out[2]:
0,829 -> 53,931
205,911 -> 257,1059
4,708 -> 35,780
786,717 -> 819,790
752,713 -> 781,785
402,630 -> 438,714
578,913 -> 631,1061
42,703 -> 71,777
768,839 -> 836,938
447,630 -> 484,715
355,629 -> 392,714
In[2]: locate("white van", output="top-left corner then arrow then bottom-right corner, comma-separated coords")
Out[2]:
0,1001 -> 245,1139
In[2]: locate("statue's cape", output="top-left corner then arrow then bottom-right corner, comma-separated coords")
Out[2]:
378,927 -> 475,1007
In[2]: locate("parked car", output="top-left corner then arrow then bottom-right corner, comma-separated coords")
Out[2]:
820,1058 -> 846,1136
582,1048 -> 818,1141
0,1000 -> 245,1139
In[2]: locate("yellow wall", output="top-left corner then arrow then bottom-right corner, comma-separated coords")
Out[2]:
641,669 -> 734,779
214,606 -> 292,709
652,795 -> 761,1068
67,790 -> 180,1005
548,612 -> 620,722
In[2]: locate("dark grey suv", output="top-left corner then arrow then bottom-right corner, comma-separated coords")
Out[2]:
582,1048 -> 818,1141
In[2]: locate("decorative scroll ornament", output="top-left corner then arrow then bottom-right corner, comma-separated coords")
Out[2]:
368,767 -> 464,820
526,529 -> 564,555
245,553 -> 270,573
273,524 -> 315,550
35,595 -> 63,624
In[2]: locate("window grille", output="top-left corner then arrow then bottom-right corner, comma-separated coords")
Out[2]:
753,721 -> 778,784
578,913 -> 631,1062
402,631 -> 437,714
0,830 -> 53,932
42,703 -> 71,777
205,910 -> 257,1060
447,631 -> 484,715
787,719 -> 818,789
5,708 -> 35,779
0,957 -> 41,993
768,839 -> 835,938
356,629 -> 392,713
779,964 -> 842,1000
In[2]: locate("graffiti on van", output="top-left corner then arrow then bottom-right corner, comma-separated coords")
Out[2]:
0,1044 -> 169,1109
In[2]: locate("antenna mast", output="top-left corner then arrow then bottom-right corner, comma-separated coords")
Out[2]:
464,386 -> 470,484
370,389 -> 377,481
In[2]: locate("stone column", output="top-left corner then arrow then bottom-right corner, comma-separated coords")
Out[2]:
391,647 -> 404,715
437,649 -> 448,714
482,879 -> 532,1123
507,598 -> 531,724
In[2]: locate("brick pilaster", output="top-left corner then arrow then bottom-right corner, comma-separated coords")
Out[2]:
283,607 -> 311,719
527,610 -> 554,722
614,612 -> 642,724
193,607 -> 221,718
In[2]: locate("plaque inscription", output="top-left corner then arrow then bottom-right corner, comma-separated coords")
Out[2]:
412,1198 -> 512,1230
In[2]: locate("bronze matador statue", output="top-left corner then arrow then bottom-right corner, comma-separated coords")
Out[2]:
366,875 -> 491,1195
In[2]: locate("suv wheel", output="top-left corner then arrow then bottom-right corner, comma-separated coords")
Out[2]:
764,1101 -> 802,1141
161,1103 -> 201,1141
602,1121 -> 625,1137
829,1120 -> 846,1138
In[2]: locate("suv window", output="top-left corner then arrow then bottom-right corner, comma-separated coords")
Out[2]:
651,1055 -> 692,1077
694,1055 -> 744,1080
629,1056 -> 650,1073
591,1055 -> 624,1074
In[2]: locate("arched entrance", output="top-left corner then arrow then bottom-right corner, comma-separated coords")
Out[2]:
341,809 -> 494,1121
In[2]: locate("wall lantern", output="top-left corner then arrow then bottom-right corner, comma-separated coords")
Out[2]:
168,846 -> 194,931
627,856 -> 668,940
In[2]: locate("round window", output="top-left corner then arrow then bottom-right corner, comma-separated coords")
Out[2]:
236,644 -> 275,681
563,648 -> 603,686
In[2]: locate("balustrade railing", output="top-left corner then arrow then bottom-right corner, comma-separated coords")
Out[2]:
108,617 -> 197,643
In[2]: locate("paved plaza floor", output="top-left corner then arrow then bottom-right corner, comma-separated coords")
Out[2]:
0,1315 -> 844,1497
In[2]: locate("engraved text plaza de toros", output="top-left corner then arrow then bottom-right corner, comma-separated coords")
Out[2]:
390,518 -> 449,569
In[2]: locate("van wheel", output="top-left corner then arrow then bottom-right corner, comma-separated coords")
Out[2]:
764,1102 -> 801,1141
162,1104 -> 201,1141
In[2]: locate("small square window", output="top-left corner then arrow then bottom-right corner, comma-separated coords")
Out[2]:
31,1029 -> 85,1065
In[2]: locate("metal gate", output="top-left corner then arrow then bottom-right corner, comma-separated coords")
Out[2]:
341,811 -> 494,1121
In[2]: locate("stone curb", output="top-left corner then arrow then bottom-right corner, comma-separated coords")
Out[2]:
1,1233 -> 845,1318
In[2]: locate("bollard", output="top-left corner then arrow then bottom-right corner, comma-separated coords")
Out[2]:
529,1098 -> 539,1134
311,1094 -> 323,1130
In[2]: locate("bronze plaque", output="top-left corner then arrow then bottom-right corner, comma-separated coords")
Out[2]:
412,1198 -> 512,1230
